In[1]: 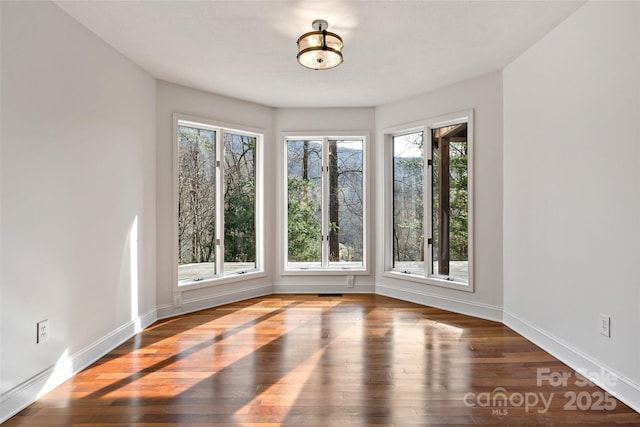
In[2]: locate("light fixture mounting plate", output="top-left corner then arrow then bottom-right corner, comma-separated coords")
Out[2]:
312,19 -> 329,31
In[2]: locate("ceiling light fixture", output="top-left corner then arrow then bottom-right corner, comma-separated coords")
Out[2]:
296,19 -> 343,70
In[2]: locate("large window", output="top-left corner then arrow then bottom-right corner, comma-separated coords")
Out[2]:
388,111 -> 473,289
285,136 -> 366,271
177,117 -> 262,286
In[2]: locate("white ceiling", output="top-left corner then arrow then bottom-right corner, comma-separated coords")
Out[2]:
54,1 -> 584,108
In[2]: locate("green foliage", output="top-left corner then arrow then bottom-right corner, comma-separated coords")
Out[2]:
449,141 -> 468,261
287,178 -> 321,262
432,141 -> 468,261
224,178 -> 255,262
224,135 -> 256,263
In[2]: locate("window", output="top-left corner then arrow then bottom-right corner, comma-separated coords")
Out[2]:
387,111 -> 473,289
285,136 -> 366,271
392,131 -> 425,274
176,117 -> 262,286
430,123 -> 469,282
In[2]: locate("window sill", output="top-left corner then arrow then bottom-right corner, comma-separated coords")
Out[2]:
177,270 -> 267,291
382,270 -> 473,292
282,267 -> 369,276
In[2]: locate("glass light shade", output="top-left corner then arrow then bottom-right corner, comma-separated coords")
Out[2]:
297,30 -> 343,70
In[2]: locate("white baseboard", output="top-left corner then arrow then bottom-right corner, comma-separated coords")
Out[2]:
375,281 -> 503,322
272,282 -> 376,294
157,283 -> 273,319
0,308 -> 157,424
503,309 -> 640,413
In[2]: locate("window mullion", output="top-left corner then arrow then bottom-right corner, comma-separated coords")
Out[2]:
425,128 -> 433,278
216,129 -> 225,277
321,137 -> 329,269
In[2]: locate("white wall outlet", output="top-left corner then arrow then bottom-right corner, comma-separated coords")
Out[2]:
37,319 -> 49,344
346,275 -> 354,288
599,314 -> 611,337
173,293 -> 182,308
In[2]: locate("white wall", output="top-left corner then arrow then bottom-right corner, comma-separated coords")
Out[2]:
374,72 -> 504,321
1,0 -> 157,421
273,108 -> 376,293
155,81 -> 274,318
503,1 -> 640,410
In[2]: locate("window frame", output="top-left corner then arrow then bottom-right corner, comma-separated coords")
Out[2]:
281,132 -> 370,276
173,113 -> 265,291
382,110 -> 474,292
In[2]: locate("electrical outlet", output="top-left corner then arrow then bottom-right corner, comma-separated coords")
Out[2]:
37,319 -> 49,344
599,314 -> 611,337
173,293 -> 182,308
346,275 -> 354,288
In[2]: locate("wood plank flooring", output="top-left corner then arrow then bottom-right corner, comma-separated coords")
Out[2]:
4,294 -> 640,426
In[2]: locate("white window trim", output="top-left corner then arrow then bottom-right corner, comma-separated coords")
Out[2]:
173,113 -> 265,291
280,131 -> 370,276
382,110 -> 474,292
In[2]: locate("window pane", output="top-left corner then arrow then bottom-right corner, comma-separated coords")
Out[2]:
177,125 -> 217,282
287,140 -> 323,268
392,132 -> 424,274
431,124 -> 468,283
328,140 -> 364,269
224,132 -> 257,275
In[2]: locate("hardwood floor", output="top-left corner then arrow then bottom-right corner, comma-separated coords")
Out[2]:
4,294 -> 640,426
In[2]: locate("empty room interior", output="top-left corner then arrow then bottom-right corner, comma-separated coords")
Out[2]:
1,0 -> 639,425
